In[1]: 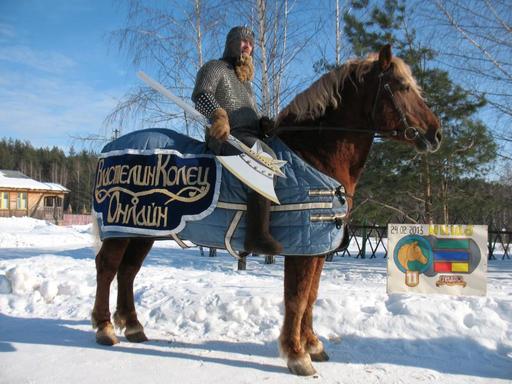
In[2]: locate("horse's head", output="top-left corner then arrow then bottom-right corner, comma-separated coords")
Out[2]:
366,45 -> 442,153
398,241 -> 428,271
275,46 -> 443,201
409,241 -> 428,264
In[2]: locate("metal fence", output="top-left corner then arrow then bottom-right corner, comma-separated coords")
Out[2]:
329,224 -> 511,261
219,221 -> 510,270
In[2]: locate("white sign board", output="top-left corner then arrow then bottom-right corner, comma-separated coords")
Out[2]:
387,224 -> 487,296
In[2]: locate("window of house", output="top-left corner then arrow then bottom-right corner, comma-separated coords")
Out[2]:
0,192 -> 8,209
17,192 -> 27,210
44,196 -> 54,207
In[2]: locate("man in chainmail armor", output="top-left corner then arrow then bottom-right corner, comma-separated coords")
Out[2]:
192,26 -> 282,256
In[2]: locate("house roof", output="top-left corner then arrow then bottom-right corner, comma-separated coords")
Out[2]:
0,170 -> 69,192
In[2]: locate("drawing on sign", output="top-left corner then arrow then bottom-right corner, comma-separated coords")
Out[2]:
393,235 -> 433,287
392,234 -> 482,289
388,224 -> 487,296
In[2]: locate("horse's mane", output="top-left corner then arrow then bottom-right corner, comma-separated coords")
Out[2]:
277,53 -> 422,124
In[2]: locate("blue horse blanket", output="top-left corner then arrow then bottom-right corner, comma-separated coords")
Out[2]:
93,128 -> 347,257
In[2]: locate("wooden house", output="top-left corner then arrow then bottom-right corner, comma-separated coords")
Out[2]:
0,170 -> 69,223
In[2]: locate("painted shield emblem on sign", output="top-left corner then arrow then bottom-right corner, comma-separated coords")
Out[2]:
393,235 -> 433,287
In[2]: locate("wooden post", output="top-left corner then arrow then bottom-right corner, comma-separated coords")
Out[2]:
238,255 -> 247,271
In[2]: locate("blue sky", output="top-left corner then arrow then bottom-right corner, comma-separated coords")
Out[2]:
0,0 -> 323,152
0,0 -> 134,151
0,0 -> 509,166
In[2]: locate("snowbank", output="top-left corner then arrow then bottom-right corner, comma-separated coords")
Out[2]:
0,217 -> 93,248
0,217 -> 510,383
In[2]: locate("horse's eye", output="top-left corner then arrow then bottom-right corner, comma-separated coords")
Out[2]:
397,83 -> 411,92
400,82 -> 410,91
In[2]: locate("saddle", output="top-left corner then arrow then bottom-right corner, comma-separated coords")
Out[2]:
94,128 -> 347,257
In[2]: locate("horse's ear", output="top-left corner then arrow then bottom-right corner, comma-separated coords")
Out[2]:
378,44 -> 392,71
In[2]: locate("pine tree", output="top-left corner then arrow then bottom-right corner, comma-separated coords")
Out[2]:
339,0 -> 497,224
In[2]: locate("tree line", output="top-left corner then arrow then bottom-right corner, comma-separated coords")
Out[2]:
0,138 -> 97,214
1,133 -> 509,227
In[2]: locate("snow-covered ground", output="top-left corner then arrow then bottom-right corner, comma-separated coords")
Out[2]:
0,217 -> 510,384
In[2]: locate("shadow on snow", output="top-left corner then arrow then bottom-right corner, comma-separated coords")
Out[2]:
0,314 -> 510,379
0,314 -> 286,374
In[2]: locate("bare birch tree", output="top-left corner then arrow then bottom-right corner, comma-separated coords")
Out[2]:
106,0 -> 322,133
105,0 -> 226,138
256,0 -> 271,115
431,0 -> 512,139
232,0 -> 320,117
335,0 -> 341,66
310,0 -> 355,75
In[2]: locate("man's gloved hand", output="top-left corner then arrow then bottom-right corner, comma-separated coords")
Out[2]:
260,116 -> 275,137
210,108 -> 230,141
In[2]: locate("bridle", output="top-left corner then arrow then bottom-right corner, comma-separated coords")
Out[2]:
271,68 -> 430,147
370,71 -> 422,140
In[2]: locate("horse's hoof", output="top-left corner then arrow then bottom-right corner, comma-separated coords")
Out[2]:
306,340 -> 329,362
96,323 -> 119,346
287,355 -> 316,376
125,330 -> 148,343
310,350 -> 330,362
124,320 -> 147,343
307,341 -> 329,362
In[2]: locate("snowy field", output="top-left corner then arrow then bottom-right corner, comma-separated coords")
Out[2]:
0,217 -> 511,384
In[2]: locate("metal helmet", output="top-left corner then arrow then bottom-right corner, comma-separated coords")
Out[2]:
222,26 -> 255,60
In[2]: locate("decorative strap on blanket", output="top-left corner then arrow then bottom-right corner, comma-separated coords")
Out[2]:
170,233 -> 192,249
310,185 -> 349,206
221,186 -> 347,258
309,189 -> 337,196
311,214 -> 347,229
217,201 -> 334,211
225,211 -> 244,259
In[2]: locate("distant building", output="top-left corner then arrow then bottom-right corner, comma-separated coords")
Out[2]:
0,170 -> 69,223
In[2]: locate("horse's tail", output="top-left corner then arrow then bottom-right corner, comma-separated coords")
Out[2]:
91,215 -> 102,255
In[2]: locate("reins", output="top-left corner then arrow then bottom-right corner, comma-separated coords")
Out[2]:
270,70 -> 427,144
269,123 -> 401,139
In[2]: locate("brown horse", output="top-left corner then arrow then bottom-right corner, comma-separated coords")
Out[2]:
91,45 -> 441,376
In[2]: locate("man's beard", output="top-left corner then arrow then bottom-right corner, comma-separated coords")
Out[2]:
235,53 -> 254,82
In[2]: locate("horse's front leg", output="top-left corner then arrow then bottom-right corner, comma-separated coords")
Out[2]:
280,256 -> 318,376
92,238 -> 130,345
301,256 -> 329,362
114,238 -> 154,342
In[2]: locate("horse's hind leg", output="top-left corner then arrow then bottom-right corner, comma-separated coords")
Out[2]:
92,238 -> 130,345
301,256 -> 329,362
113,238 -> 154,342
280,256 -> 317,376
